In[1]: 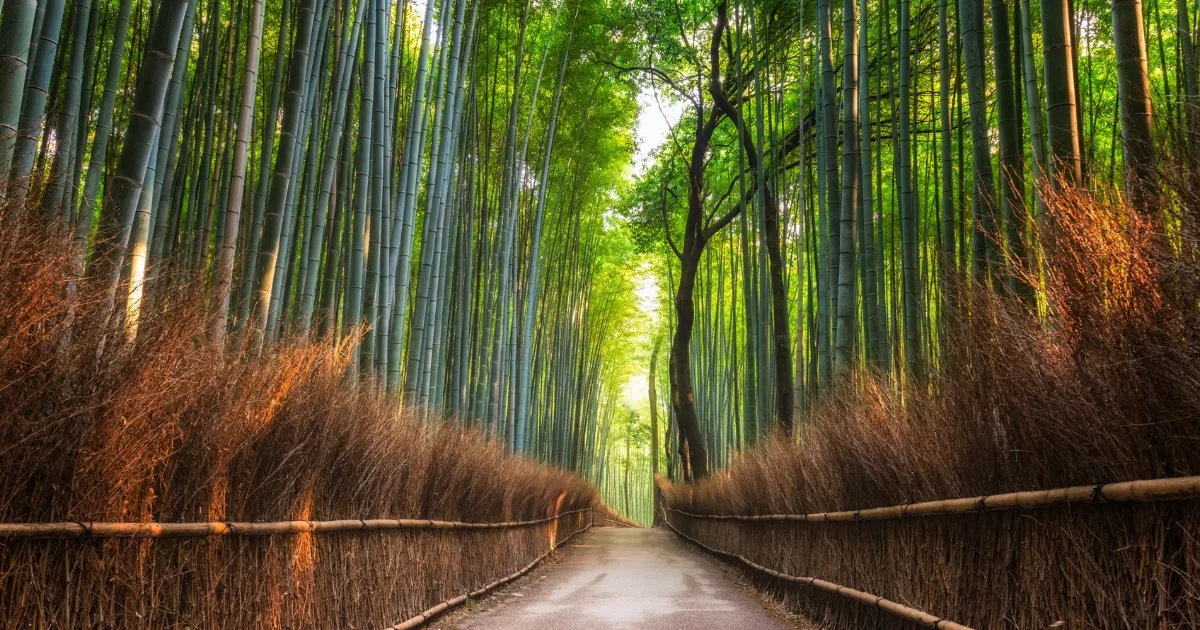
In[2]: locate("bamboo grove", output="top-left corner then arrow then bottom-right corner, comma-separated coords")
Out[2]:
0,0 -> 1187,514
0,0 -> 662,479
624,0 -> 1188,481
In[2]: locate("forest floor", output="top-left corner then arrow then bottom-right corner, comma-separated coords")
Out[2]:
436,527 -> 814,629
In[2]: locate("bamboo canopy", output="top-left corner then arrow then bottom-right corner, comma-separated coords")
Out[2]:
0,508 -> 595,538
665,475 -> 1200,523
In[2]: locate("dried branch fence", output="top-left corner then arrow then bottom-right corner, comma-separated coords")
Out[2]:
0,508 -> 595,538
661,475 -> 1200,629
0,507 -> 600,628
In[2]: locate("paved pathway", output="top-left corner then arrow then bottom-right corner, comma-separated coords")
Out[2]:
451,527 -> 796,630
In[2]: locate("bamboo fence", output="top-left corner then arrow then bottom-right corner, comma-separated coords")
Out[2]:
0,507 -> 595,538
386,520 -> 595,629
0,507 -> 602,628
661,512 -> 973,630
664,475 -> 1200,522
660,475 -> 1200,628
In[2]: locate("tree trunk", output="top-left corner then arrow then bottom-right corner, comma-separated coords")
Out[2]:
1179,0 -> 1200,163
669,252 -> 709,481
210,0 -> 265,346
649,337 -> 661,523
991,0 -> 1035,301
0,0 -> 36,180
8,0 -> 67,202
1020,0 -> 1049,227
938,0 -> 956,344
835,0 -> 860,379
42,0 -> 92,219
1042,0 -> 1083,186
297,0 -> 366,334
1112,0 -> 1159,212
92,0 -> 192,300
899,0 -> 924,375
818,0 -> 842,365
248,0 -> 318,349
962,0 -> 1000,284
861,0 -> 879,369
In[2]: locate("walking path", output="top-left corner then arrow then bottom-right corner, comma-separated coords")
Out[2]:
449,527 -> 799,629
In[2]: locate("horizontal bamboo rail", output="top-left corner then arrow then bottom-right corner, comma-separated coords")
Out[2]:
661,511 -> 972,630
0,508 -> 596,538
665,475 -> 1200,523
386,519 -> 595,630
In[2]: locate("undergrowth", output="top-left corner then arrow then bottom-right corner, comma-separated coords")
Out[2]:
0,208 -> 601,628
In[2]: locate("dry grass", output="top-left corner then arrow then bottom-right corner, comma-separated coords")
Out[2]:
662,185 -> 1200,628
0,210 -> 600,629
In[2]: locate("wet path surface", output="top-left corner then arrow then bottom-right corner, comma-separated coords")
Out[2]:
451,527 -> 796,630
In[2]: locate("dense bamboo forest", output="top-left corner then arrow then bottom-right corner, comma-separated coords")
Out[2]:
622,0 -> 1195,488
0,0 -> 1193,526
0,0 -> 661,489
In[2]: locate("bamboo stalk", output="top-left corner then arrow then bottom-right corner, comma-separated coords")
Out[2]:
385,519 -> 596,630
661,512 -> 973,630
0,508 -> 595,538
665,475 -> 1200,522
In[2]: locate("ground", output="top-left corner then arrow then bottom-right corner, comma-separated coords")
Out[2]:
434,526 -> 815,630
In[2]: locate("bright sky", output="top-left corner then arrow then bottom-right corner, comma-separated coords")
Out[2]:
631,84 -> 685,177
620,262 -> 664,412
617,87 -> 681,412
406,0 -> 439,41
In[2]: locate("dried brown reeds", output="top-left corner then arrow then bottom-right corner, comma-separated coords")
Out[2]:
0,209 -> 601,628
661,184 -> 1200,628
